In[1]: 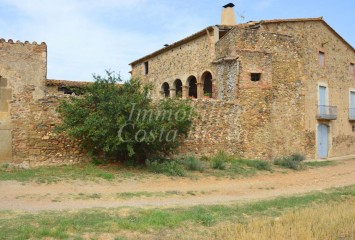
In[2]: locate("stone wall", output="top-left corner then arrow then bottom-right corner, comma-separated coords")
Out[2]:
215,26 -> 306,159
262,20 -> 355,158
0,39 -> 88,166
131,27 -> 218,98
10,85 -> 87,167
178,99 -> 242,157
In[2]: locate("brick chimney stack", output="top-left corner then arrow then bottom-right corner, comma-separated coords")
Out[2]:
221,3 -> 237,26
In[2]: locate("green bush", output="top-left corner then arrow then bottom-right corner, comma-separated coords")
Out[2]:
211,151 -> 228,170
182,156 -> 204,172
274,153 -> 306,170
145,159 -> 186,177
57,71 -> 195,163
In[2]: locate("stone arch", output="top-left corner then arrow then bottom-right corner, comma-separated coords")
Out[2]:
161,82 -> 170,98
202,71 -> 213,98
187,76 -> 197,98
174,79 -> 183,98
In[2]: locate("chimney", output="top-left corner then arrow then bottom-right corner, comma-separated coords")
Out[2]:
221,3 -> 237,26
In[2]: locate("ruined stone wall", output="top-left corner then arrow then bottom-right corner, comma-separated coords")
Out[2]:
263,21 -> 355,158
131,29 -> 217,97
0,39 -> 88,166
10,85 -> 87,167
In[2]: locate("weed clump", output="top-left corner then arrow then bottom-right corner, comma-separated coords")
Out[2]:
145,159 -> 186,177
210,151 -> 228,170
274,154 -> 306,170
182,156 -> 205,172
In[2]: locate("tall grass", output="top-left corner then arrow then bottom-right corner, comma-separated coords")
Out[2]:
213,199 -> 355,240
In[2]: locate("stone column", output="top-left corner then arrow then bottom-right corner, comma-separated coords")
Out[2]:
197,82 -> 204,99
170,88 -> 176,98
211,78 -> 217,99
183,86 -> 189,99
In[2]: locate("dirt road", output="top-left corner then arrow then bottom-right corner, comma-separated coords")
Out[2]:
0,159 -> 354,212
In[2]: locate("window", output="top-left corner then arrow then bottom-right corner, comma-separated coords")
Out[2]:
250,73 -> 261,82
319,51 -> 325,67
352,125 -> 355,132
144,61 -> 149,75
161,82 -> 170,98
350,63 -> 354,75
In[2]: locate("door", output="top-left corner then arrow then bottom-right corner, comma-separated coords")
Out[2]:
318,124 -> 329,159
350,91 -> 355,119
319,86 -> 327,116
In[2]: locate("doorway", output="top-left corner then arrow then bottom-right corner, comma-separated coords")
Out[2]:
317,124 -> 329,159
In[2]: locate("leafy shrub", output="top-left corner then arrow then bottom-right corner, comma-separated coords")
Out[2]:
145,159 -> 186,177
182,156 -> 205,172
211,151 -> 228,170
57,71 -> 195,163
274,153 -> 306,170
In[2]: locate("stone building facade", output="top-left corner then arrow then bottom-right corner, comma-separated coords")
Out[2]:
130,5 -> 355,160
1,4 -> 354,166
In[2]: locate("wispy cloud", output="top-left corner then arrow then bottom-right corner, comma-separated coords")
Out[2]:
0,0 -> 206,81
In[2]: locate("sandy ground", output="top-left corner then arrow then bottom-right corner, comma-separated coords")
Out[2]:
0,159 -> 354,212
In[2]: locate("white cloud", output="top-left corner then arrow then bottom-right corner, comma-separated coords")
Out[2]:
0,0 -> 207,81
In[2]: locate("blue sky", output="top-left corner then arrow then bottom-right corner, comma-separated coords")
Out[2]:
0,0 -> 354,81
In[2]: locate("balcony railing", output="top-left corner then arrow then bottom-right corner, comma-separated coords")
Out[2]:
317,105 -> 337,120
349,108 -> 355,121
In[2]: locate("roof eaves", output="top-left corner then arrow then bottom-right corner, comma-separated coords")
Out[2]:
129,26 -> 216,66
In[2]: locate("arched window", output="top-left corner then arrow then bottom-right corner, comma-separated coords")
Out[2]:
174,79 -> 183,98
202,72 -> 213,98
187,76 -> 197,98
161,82 -> 170,98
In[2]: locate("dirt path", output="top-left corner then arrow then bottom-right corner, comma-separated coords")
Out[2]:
1,159 -> 354,212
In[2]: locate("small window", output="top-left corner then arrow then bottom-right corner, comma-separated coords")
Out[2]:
350,63 -> 354,75
251,73 -> 261,82
319,51 -> 325,67
352,125 -> 355,132
144,61 -> 149,75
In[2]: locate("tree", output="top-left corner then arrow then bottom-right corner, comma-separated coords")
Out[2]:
57,71 -> 195,163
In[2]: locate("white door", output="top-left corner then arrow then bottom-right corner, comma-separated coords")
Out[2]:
318,124 -> 328,159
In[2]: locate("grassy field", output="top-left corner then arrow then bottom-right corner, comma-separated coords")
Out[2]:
0,185 -> 354,240
214,199 -> 355,240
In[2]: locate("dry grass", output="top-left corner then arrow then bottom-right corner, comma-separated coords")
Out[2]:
213,199 -> 355,240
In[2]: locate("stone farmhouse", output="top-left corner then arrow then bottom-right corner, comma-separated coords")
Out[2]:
0,3 -> 355,166
130,3 -> 355,161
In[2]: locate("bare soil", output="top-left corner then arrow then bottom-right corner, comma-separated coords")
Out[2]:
0,159 -> 354,212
